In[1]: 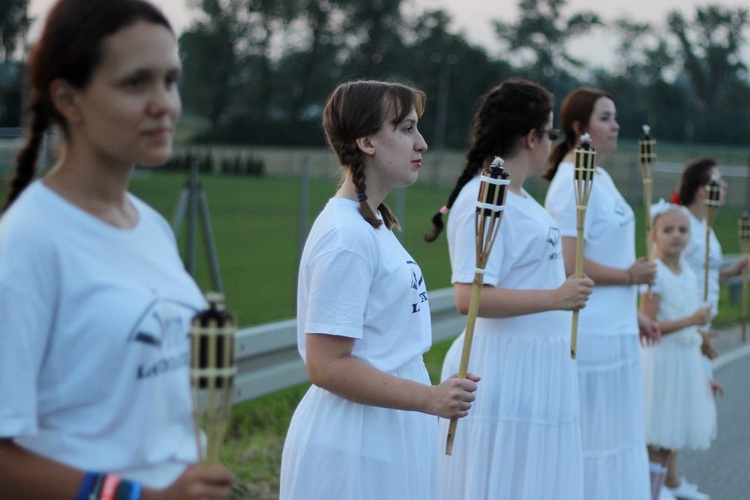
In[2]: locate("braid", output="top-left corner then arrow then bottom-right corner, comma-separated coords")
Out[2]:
349,147 -> 384,229
378,203 -> 399,230
3,101 -> 50,212
424,161 -> 481,243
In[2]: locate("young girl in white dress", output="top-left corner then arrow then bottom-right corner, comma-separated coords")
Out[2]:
544,87 -> 655,500
425,78 -> 593,499
280,80 -> 479,500
639,201 -> 718,499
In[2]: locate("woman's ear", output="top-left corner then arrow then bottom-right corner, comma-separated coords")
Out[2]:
524,128 -> 538,149
50,79 -> 82,125
571,120 -> 584,138
356,136 -> 376,156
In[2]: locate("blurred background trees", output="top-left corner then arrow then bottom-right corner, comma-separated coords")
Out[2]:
2,0 -> 749,146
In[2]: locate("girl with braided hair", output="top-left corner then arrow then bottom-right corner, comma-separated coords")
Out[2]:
426,78 -> 592,499
280,80 -> 479,500
0,0 -> 233,498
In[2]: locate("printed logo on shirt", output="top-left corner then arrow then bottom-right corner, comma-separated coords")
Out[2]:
546,228 -> 560,247
128,297 -> 199,380
547,227 -> 562,260
615,200 -> 635,227
407,260 -> 428,314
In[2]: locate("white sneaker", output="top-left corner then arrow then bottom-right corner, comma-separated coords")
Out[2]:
659,486 -> 678,500
667,482 -> 710,500
679,477 -> 699,491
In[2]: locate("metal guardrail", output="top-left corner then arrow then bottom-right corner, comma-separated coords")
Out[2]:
233,254 -> 747,404
232,287 -> 464,404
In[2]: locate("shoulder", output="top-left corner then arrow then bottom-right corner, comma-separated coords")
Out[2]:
307,198 -> 383,258
0,183 -> 59,249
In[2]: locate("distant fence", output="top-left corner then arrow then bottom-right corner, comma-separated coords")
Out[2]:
2,137 -> 749,207
175,142 -> 750,208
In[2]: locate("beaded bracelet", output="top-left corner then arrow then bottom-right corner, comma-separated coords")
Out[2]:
76,472 -> 142,500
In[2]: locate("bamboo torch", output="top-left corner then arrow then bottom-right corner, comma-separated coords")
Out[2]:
703,178 -> 721,303
445,156 -> 510,456
739,213 -> 750,342
639,125 -> 656,297
190,292 -> 237,464
570,134 -> 596,360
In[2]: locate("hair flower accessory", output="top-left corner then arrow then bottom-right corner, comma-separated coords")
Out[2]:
670,191 -> 681,205
650,198 -> 675,221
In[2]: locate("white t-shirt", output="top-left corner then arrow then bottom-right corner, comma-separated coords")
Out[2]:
545,162 -> 638,336
683,211 -> 722,317
0,182 -> 204,488
448,177 -> 569,335
297,197 -> 432,373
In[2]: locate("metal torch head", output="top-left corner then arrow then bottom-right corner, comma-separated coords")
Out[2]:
704,177 -> 721,227
740,212 -> 750,253
190,292 -> 237,392
574,134 -> 596,184
639,124 -> 656,172
476,156 -> 510,219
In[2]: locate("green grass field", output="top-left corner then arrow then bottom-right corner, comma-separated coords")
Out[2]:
127,171 -> 750,496
1,168 -> 747,497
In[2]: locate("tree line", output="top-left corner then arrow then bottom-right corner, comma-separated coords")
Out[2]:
1,0 -> 748,147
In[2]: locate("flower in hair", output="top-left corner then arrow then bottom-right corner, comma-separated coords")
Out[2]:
670,191 -> 681,205
439,205 -> 449,215
650,198 -> 686,222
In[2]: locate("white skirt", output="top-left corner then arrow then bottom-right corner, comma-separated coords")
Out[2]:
642,332 -> 717,450
439,330 -> 584,500
280,356 -> 439,500
576,333 -> 651,500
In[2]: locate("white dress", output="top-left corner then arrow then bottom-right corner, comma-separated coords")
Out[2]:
641,259 -> 717,450
280,198 -> 438,500
440,180 -> 583,500
545,162 -> 651,500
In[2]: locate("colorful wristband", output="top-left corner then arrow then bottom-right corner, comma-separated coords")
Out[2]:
100,474 -> 120,500
76,472 -> 101,500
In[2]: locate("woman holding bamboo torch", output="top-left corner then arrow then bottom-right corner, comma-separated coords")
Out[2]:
425,78 -> 592,499
544,87 -> 655,500
677,157 -> 747,333
280,80 -> 478,500
0,0 -> 232,498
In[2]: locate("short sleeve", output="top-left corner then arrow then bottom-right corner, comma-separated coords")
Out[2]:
545,168 -> 578,238
304,248 -> 374,339
0,281 -> 54,437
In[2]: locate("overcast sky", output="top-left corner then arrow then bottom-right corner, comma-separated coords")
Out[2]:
27,0 -> 750,69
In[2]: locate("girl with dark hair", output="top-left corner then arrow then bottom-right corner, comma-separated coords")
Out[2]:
427,78 -> 593,499
0,0 -> 232,498
678,157 -> 746,320
544,87 -> 654,500
280,80 -> 479,500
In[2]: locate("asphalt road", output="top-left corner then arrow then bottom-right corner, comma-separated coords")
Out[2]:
674,324 -> 750,499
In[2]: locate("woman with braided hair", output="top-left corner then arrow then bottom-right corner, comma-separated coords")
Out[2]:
425,78 -> 592,499
279,80 -> 479,500
0,0 -> 232,498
